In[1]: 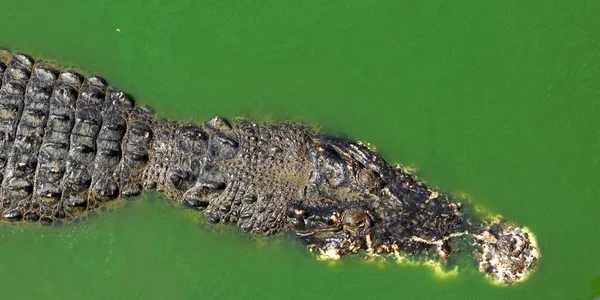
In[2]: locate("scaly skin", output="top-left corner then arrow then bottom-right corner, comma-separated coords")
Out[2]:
0,50 -> 539,284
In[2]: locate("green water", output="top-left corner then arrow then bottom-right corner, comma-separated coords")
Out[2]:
1,0 -> 599,299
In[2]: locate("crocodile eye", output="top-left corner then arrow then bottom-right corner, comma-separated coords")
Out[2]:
341,208 -> 372,234
356,168 -> 383,190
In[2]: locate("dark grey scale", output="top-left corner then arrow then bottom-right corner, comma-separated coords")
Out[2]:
184,161 -> 228,209
237,199 -> 256,231
242,193 -> 279,234
78,76 -> 107,108
239,218 -> 254,231
0,54 -> 33,174
3,65 -> 58,220
157,121 -> 187,199
204,116 -> 239,161
164,119 -> 227,208
174,117 -> 238,219
200,177 -> 240,224
284,125 -> 311,161
166,156 -> 200,193
90,91 -> 133,202
212,181 -> 239,223
59,76 -> 107,215
172,117 -> 239,220
253,125 -> 272,175
239,206 -> 254,220
240,123 -> 259,165
254,194 -> 280,234
124,122 -> 151,164
0,55 -> 5,84
223,181 -> 246,224
163,131 -> 206,200
246,193 -> 275,233
252,209 -> 274,233
206,179 -> 242,222
240,124 -> 260,183
60,159 -> 92,210
265,124 -> 284,162
120,105 -> 153,197
72,108 -> 102,138
235,197 -> 253,220
97,113 -> 126,141
95,139 -> 121,168
147,119 -> 176,192
0,53 -> 35,221
35,71 -> 82,213
265,209 -> 284,233
308,145 -> 350,188
91,139 -> 121,201
0,58 -> 5,167
176,123 -> 208,155
227,197 -> 240,222
236,188 -> 259,231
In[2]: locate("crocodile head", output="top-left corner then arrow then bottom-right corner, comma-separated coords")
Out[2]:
288,137 -> 459,256
286,137 -> 538,284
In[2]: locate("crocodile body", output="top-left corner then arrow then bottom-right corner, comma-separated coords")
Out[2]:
0,50 -> 538,284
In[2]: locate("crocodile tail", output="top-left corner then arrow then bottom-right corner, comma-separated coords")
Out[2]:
0,50 -> 153,223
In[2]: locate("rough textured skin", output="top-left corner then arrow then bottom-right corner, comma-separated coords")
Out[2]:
0,50 -> 538,284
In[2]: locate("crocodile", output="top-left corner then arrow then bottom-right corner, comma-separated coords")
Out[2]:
0,50 -> 538,284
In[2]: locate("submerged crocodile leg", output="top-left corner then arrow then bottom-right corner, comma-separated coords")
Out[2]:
0,50 -> 539,284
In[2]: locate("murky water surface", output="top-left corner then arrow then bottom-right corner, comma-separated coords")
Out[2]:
1,1 -> 599,299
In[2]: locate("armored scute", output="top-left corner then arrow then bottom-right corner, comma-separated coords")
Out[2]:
0,50 -> 538,284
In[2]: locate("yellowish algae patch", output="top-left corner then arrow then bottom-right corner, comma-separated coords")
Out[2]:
390,252 -> 460,280
315,247 -> 461,281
